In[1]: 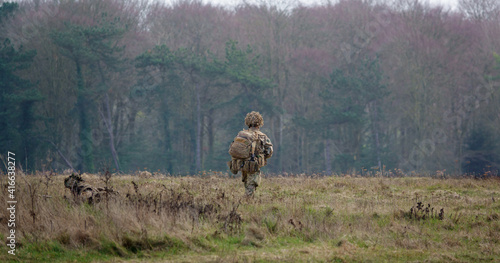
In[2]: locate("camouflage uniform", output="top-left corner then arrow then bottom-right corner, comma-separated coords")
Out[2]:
64,174 -> 104,204
240,112 -> 273,197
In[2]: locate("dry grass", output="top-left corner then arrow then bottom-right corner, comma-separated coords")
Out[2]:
0,172 -> 499,262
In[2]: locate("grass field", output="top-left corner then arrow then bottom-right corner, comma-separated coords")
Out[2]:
0,172 -> 499,262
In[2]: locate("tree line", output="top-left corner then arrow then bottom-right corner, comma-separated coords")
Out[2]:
1,0 -> 500,175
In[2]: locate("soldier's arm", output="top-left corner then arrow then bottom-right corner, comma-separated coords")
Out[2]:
263,136 -> 273,159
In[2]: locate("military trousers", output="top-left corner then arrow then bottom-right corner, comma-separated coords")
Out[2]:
241,171 -> 261,196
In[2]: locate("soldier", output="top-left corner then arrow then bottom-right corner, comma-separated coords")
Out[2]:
228,111 -> 273,197
64,174 -> 104,204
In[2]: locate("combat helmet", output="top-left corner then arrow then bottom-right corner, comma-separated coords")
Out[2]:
64,173 -> 83,189
245,111 -> 264,128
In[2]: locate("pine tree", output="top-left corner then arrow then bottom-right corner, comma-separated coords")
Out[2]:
320,57 -> 389,173
0,3 -> 41,172
50,15 -> 125,172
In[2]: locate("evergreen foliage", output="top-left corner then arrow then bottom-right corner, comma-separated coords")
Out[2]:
0,3 -> 40,171
0,0 -> 499,175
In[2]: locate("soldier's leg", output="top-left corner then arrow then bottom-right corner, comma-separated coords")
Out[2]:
244,172 -> 261,197
242,171 -> 248,182
242,171 -> 251,196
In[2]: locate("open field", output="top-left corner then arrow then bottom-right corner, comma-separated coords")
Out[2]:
0,172 -> 499,262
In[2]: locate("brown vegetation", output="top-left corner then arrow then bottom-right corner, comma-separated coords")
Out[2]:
0,172 -> 499,261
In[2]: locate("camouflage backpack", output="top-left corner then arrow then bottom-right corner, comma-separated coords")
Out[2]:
228,130 -> 265,174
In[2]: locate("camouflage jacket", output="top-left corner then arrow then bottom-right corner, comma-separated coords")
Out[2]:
64,174 -> 104,204
248,127 -> 273,159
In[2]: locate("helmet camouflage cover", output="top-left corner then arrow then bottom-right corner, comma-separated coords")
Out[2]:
245,111 -> 264,128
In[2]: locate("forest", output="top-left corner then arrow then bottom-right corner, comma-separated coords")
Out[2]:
1,0 -> 500,175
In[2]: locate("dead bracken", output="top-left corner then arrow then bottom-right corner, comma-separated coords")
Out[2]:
406,202 -> 444,221
1,173 -> 499,262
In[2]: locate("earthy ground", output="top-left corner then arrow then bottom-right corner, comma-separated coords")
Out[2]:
0,172 -> 499,262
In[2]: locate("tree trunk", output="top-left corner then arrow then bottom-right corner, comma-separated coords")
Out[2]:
301,131 -> 306,173
97,63 -> 120,172
99,93 -> 120,172
324,138 -> 332,175
76,60 -> 93,172
195,83 -> 202,172
207,108 -> 214,158
47,140 -> 77,173
160,69 -> 172,173
279,112 -> 284,172
162,108 -> 172,173
20,100 -> 37,172
371,102 -> 382,171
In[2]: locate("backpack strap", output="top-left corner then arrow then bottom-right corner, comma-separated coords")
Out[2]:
250,131 -> 257,161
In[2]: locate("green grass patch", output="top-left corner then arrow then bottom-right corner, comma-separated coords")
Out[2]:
3,241 -> 114,263
374,213 -> 391,227
121,234 -> 188,254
